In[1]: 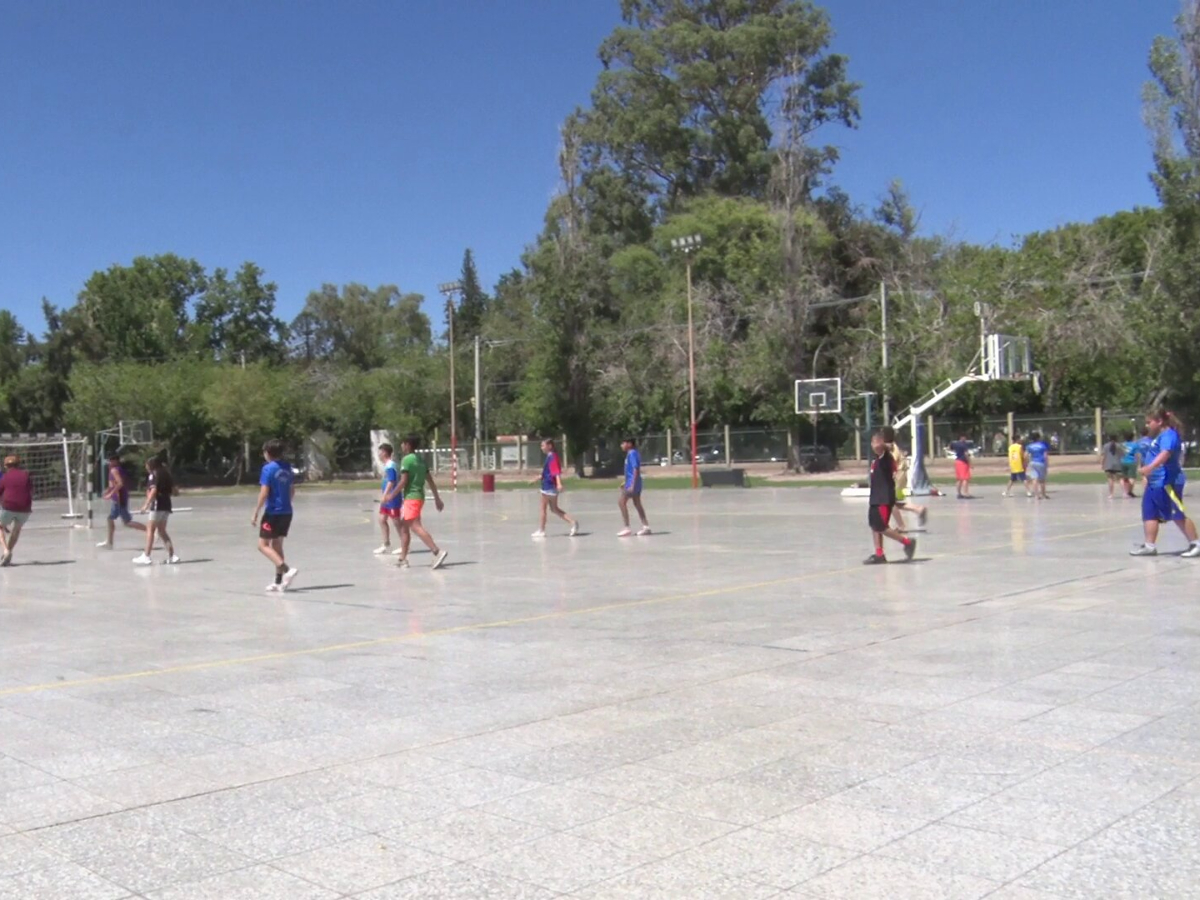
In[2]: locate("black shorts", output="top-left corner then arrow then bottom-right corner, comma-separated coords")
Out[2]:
868,504 -> 892,532
260,513 -> 292,540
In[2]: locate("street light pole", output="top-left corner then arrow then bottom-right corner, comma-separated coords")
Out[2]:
438,281 -> 464,492
671,234 -> 703,489
473,334 -> 482,471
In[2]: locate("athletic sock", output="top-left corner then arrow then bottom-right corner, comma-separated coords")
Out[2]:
875,548 -> 885,557
1145,543 -> 1157,550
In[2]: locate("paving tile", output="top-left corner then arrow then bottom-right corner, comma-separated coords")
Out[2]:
2,862 -> 130,900
202,807 -> 366,860
576,858 -> 784,899
143,865 -> 340,900
945,794 -> 1127,847
0,782 -> 120,830
757,797 -> 927,852
801,855 -> 1000,899
75,833 -> 252,894
480,783 -> 638,831
352,862 -> 561,899
273,834 -> 452,894
669,828 -> 857,889
569,806 -> 738,856
384,809 -> 550,861
652,778 -> 810,825
0,832 -> 68,877
874,822 -> 1066,882
472,832 -> 654,894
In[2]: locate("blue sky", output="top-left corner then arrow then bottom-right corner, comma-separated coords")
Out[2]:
0,0 -> 1179,335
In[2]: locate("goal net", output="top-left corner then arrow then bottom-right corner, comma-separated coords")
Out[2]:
0,433 -> 88,525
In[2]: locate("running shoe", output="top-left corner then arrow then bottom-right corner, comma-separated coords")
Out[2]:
617,528 -> 633,537
396,558 -> 410,569
531,530 -> 546,538
391,547 -> 404,556
569,522 -> 580,537
0,552 -> 10,567
863,554 -> 887,565
637,526 -> 652,536
904,538 -> 917,561
132,554 -> 153,566
1129,545 -> 1158,557
281,567 -> 299,589
1182,543 -> 1200,558
265,583 -> 281,593
432,550 -> 448,570
164,555 -> 181,565
373,544 -> 391,555
96,540 -> 111,548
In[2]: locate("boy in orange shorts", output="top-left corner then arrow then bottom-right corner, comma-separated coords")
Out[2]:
396,434 -> 447,570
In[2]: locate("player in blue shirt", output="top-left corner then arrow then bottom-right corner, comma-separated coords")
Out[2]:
617,437 -> 651,536
1025,432 -> 1050,500
374,443 -> 403,555
252,439 -> 300,591
1131,409 -> 1199,557
532,438 -> 578,538
1119,431 -> 1141,499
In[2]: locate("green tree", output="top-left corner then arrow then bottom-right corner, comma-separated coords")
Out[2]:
1144,0 -> 1200,414
201,364 -> 281,482
455,249 -> 489,341
193,262 -> 286,362
290,284 -> 431,368
577,0 -> 859,207
76,255 -> 206,361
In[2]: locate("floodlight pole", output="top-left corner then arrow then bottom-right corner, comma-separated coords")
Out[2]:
473,335 -> 482,470
439,281 -> 464,492
672,234 -> 703,489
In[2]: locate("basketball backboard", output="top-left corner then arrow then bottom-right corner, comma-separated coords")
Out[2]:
119,420 -> 153,445
795,378 -> 842,415
984,334 -> 1033,380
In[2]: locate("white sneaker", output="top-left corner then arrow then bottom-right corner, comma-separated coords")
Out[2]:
531,530 -> 546,538
164,555 -> 181,565
265,583 -> 281,593
396,558 -> 410,569
391,547 -> 404,556
637,526 -> 652,536
132,554 -> 153,566
281,567 -> 299,590
1183,544 -> 1200,559
617,527 -> 633,537
1129,545 -> 1158,557
373,544 -> 391,555
569,522 -> 580,537
432,550 -> 448,570
96,540 -> 111,548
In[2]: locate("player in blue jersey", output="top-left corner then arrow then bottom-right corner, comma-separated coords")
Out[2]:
374,443 -> 403,555
1119,431 -> 1141,499
532,438 -> 578,538
1025,432 -> 1050,500
617,437 -> 651,536
1131,409 -> 1199,557
252,439 -> 300,590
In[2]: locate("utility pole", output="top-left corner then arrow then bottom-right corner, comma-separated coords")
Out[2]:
880,281 -> 890,424
671,234 -> 703,489
473,334 -> 482,470
438,281 -> 464,492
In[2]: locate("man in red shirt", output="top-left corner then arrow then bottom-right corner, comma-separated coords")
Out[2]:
0,455 -> 33,566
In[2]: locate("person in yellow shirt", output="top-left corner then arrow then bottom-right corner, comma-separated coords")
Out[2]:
1003,436 -> 1032,498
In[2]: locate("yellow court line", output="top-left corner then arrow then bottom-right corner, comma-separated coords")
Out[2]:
0,521 -> 1142,698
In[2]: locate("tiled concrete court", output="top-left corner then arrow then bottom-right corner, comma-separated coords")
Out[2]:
0,484 -> 1198,899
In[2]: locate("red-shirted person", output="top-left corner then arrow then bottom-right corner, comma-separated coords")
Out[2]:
0,455 -> 34,566
864,432 -> 917,565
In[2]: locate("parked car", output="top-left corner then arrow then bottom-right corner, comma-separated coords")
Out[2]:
796,444 -> 836,473
694,443 -> 726,464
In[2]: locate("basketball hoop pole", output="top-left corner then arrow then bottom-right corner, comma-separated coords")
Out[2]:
687,258 -> 698,489
439,281 -> 464,493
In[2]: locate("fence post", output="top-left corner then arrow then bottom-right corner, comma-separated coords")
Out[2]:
1094,407 -> 1103,453
86,439 -> 94,530
854,418 -> 862,461
1007,411 -> 1014,443
787,428 -> 794,469
724,424 -> 731,468
927,414 -> 935,459
562,434 -> 568,474
517,435 -> 525,473
666,429 -> 673,466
